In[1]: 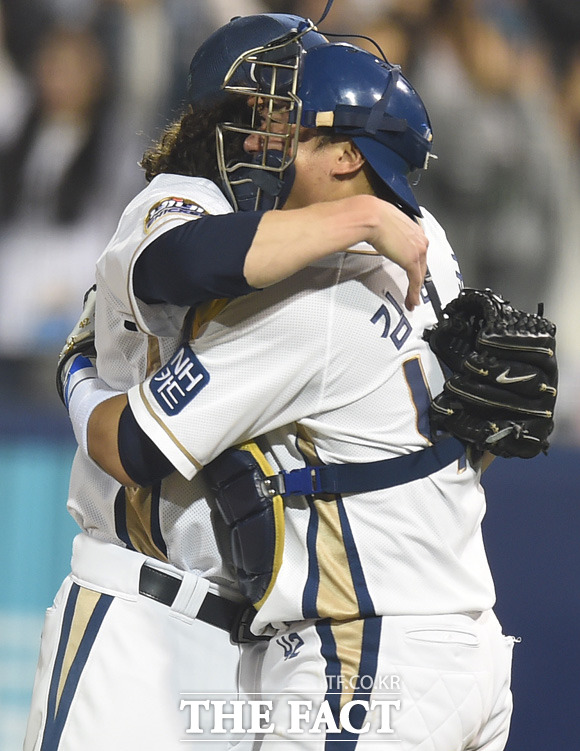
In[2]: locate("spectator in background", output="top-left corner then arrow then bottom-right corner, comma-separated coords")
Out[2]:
559,46 -> 580,147
0,1 -> 273,410
284,0 -> 568,309
386,0 -> 566,314
90,0 -> 271,208
275,0 -> 377,30
542,41 -> 580,445
91,0 -> 183,205
0,3 -> 31,147
393,0 -> 579,445
322,0 -> 580,444
0,0 -> 50,71
0,25 -> 112,399
1,0 -> 579,440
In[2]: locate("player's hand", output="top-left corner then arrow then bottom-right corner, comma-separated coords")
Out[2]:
369,202 -> 428,311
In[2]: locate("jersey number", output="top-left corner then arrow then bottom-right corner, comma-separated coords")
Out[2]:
404,354 -> 466,470
403,356 -> 432,442
370,292 -> 412,350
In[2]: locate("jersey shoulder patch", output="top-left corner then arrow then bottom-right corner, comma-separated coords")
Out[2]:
144,197 -> 207,233
149,344 -> 209,415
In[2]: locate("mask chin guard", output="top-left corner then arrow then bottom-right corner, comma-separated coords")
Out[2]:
225,151 -> 296,212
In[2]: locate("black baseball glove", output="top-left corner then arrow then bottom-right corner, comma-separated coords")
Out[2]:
424,288 -> 557,459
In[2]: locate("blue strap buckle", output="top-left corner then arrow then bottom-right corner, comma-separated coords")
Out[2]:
260,436 -> 465,498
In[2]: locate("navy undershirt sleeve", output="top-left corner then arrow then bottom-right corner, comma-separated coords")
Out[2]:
118,404 -> 175,486
133,212 -> 266,306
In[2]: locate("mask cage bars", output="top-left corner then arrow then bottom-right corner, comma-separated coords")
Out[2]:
215,23 -> 316,210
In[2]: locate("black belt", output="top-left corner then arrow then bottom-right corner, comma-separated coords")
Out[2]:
138,563 -> 268,643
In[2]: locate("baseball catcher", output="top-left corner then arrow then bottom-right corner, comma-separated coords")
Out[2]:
425,288 -> 558,459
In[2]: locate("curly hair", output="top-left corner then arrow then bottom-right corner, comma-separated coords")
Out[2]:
140,97 -> 249,184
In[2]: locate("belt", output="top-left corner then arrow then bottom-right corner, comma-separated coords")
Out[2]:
138,563 -> 267,643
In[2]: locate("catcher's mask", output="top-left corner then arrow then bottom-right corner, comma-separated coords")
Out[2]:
187,14 -> 328,211
295,43 -> 434,217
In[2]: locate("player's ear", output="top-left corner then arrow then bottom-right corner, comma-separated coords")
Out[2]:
331,139 -> 366,177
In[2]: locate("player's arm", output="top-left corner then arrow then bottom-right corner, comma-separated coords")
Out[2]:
75,364 -> 498,488
87,394 -> 133,485
87,394 -> 172,487
58,351 -> 155,486
244,196 -> 428,310
135,196 -> 428,310
59,346 -> 175,488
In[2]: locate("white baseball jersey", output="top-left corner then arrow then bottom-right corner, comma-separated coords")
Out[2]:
128,207 -> 497,631
68,173 -> 238,583
25,174 -> 252,751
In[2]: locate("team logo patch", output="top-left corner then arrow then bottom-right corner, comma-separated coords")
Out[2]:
144,197 -> 207,232
149,345 -> 209,414
276,632 -> 305,660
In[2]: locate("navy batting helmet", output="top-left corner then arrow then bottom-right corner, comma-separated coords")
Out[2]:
296,43 -> 434,216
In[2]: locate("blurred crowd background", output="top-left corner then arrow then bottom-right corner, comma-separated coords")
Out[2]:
1,3 -> 580,750
0,0 -> 579,442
